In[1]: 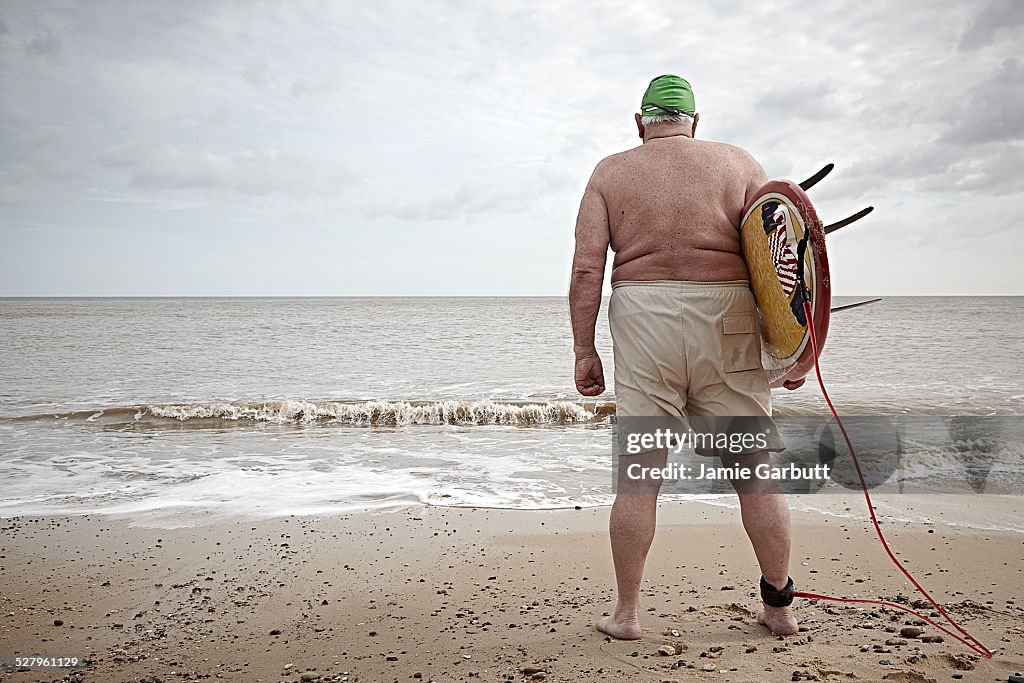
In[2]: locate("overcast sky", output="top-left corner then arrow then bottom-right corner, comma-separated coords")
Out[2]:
1,0 -> 1021,296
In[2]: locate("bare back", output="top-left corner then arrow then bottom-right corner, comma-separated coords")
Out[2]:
590,136 -> 767,283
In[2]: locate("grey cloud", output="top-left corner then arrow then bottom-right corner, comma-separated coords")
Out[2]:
243,64 -> 268,87
753,81 -> 844,122
379,183 -> 521,222
830,134 -> 1024,201
376,167 -> 577,223
940,58 -> 1024,145
1,0 -> 1021,295
25,31 -> 61,58
101,143 -> 356,199
958,0 -> 1024,50
917,142 -> 1024,196
810,52 -> 1024,201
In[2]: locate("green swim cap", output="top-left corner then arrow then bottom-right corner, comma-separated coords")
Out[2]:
640,74 -> 695,116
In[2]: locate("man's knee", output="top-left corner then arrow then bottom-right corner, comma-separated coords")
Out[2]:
721,450 -> 780,495
615,448 -> 668,495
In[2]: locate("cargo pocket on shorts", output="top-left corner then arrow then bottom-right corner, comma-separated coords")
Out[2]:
721,312 -> 761,373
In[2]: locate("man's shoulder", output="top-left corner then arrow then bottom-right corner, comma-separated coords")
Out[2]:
594,147 -> 637,170
697,139 -> 759,161
588,140 -> 762,184
599,139 -> 758,163
585,148 -> 638,190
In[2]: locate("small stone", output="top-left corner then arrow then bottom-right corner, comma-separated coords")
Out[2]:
721,585 -> 735,591
701,663 -> 716,672
269,629 -> 281,636
920,635 -> 944,643
900,626 -> 923,638
53,619 -> 64,626
531,674 -> 546,681
521,666 -> 545,675
300,673 -> 319,682
658,645 -> 677,656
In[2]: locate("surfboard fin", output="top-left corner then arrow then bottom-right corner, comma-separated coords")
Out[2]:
824,206 -> 874,234
799,163 -> 834,191
830,298 -> 882,313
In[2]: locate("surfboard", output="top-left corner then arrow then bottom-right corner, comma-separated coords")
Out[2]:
739,180 -> 831,388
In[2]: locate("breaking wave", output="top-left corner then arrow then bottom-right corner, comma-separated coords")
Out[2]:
13,399 -> 617,427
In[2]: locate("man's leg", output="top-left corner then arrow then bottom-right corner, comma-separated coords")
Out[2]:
597,447 -> 668,640
722,450 -> 799,635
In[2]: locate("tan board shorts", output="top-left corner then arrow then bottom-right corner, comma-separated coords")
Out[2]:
609,280 -> 784,456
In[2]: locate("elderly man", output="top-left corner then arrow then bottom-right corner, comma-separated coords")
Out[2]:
568,75 -> 799,640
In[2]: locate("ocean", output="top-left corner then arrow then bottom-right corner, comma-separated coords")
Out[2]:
1,296 -> 1022,529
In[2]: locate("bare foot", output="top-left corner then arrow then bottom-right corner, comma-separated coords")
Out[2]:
757,603 -> 798,635
596,611 -> 641,640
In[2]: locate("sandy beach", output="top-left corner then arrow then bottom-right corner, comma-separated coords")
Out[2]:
2,502 -> 1022,683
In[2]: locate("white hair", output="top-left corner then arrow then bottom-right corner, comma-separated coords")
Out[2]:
641,113 -> 694,126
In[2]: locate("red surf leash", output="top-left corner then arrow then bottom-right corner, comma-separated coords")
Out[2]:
797,298 -> 993,658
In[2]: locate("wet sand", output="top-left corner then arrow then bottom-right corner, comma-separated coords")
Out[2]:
1,502 -> 1022,682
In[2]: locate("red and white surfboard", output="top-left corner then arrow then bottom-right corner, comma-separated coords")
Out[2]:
739,180 -> 831,388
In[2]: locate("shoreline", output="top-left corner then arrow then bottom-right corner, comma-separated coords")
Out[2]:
1,502 -> 1022,682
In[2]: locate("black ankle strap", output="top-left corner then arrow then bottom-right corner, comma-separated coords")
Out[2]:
760,576 -> 795,607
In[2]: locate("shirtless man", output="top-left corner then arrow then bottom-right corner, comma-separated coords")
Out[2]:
568,75 -> 799,640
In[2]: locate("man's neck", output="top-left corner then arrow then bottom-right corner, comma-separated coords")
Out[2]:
643,123 -> 693,143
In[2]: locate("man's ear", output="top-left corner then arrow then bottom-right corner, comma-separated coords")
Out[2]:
691,113 -> 700,138
635,113 -> 644,140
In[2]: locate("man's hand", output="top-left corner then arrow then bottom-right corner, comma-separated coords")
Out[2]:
783,377 -> 806,391
575,354 -> 606,396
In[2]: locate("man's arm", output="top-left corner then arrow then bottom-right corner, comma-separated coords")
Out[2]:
568,172 -> 610,396
742,151 -> 769,207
